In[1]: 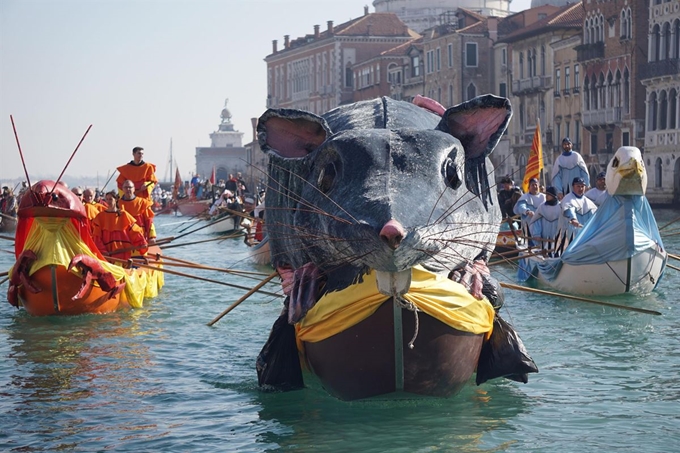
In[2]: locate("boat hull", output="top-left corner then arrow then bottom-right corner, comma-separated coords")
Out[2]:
524,247 -> 667,296
205,215 -> 242,235
303,300 -> 483,401
176,199 -> 210,217
18,264 -> 127,316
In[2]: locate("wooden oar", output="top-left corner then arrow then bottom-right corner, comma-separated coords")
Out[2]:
1,234 -> 15,241
0,276 -> 8,286
106,256 -> 283,298
157,253 -> 269,276
500,282 -> 662,315
158,233 -> 244,250
0,270 -> 8,277
489,249 -> 554,266
207,271 -> 279,326
668,253 -> 680,262
667,263 -> 680,272
149,258 -> 272,279
659,215 -> 680,231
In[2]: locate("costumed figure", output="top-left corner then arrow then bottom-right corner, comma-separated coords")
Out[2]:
551,137 -> 589,198
119,180 -> 156,241
513,177 -> 545,246
528,186 -> 561,256
585,171 -> 609,207
116,146 -> 158,200
91,191 -> 148,261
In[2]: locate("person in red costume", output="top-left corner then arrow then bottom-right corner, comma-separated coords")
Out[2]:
91,191 -> 148,261
116,146 -> 158,200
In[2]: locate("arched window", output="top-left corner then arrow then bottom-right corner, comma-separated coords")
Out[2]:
591,75 -> 598,109
653,24 -> 661,62
532,48 -> 537,77
649,92 -> 658,131
669,88 -> 678,129
519,102 -> 525,131
627,8 -> 632,39
600,14 -> 605,41
659,90 -> 668,130
607,71 -> 614,108
663,22 -> 672,60
674,19 -> 680,59
541,46 -> 546,76
598,73 -> 606,110
527,49 -> 533,77
519,52 -> 524,79
614,70 -> 622,108
467,82 -> 477,101
624,69 -> 630,113
655,157 -> 663,188
584,76 -> 591,110
620,10 -> 627,38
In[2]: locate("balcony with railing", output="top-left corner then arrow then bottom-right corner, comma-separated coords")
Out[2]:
638,58 -> 680,80
575,42 -> 605,63
582,107 -> 622,128
511,75 -> 552,94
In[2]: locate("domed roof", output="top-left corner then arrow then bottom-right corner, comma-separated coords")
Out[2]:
220,99 -> 232,123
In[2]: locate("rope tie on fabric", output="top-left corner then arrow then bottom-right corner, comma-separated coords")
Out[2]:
396,295 -> 419,349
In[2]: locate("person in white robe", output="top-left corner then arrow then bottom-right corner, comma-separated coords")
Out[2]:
551,137 -> 589,199
529,186 -> 561,255
585,171 -> 608,207
513,178 -> 546,246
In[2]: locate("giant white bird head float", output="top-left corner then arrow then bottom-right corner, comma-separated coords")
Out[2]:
605,146 -> 647,196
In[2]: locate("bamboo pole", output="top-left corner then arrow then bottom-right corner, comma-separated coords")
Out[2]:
499,282 -> 661,315
207,271 -> 279,326
105,256 -> 283,298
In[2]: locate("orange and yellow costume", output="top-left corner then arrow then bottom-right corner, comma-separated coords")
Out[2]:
91,210 -> 148,260
116,161 -> 157,199
119,196 -> 156,240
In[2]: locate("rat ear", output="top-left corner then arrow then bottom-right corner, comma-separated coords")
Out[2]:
437,94 -> 512,160
257,109 -> 332,159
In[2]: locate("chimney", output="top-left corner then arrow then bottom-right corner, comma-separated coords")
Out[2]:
327,20 -> 334,35
284,35 -> 290,48
272,40 -> 278,54
364,5 -> 369,16
487,17 -> 498,41
314,24 -> 320,38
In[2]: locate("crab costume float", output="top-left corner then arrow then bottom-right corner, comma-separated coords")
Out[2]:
7,181 -> 163,316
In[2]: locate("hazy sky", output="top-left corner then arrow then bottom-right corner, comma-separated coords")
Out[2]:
0,0 -> 531,184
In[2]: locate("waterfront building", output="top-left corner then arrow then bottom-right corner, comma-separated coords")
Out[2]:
640,0 -> 680,204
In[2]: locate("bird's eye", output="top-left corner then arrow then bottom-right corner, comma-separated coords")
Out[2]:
318,161 -> 337,194
442,150 -> 462,190
612,157 -> 619,168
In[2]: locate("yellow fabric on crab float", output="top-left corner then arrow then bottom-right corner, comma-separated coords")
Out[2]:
296,265 -> 495,345
19,217 -> 163,308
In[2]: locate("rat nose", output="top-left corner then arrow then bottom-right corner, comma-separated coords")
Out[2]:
380,219 -> 405,250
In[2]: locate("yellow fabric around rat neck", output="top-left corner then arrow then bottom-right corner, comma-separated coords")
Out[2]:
296,265 -> 495,343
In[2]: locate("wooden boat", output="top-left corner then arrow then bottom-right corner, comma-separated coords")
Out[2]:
6,180 -> 164,316
176,198 -> 211,217
517,147 -> 667,296
0,213 -> 17,233
494,219 -> 523,258
248,235 -> 271,266
205,212 -> 243,235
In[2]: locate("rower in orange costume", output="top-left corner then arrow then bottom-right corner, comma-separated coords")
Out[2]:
119,180 -> 156,242
82,188 -> 106,221
116,146 -> 157,200
91,191 -> 148,261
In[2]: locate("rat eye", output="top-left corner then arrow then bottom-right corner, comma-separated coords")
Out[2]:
442,150 -> 462,190
612,157 -> 619,168
318,161 -> 338,194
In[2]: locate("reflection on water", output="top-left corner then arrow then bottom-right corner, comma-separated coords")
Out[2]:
0,210 -> 678,452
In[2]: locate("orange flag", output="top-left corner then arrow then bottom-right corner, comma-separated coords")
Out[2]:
210,166 -> 216,185
522,120 -> 544,192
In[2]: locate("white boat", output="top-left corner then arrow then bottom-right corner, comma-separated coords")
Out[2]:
204,213 -> 243,235
517,147 -> 668,296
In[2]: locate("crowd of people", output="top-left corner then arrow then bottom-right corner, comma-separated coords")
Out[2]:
498,137 -> 608,257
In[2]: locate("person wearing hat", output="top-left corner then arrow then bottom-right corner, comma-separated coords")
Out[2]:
585,171 -> 608,207
513,178 -> 545,245
558,177 -> 598,247
529,186 -> 561,255
551,138 -> 589,200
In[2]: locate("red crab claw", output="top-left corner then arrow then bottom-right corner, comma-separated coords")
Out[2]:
68,254 -> 120,300
7,250 -> 41,307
